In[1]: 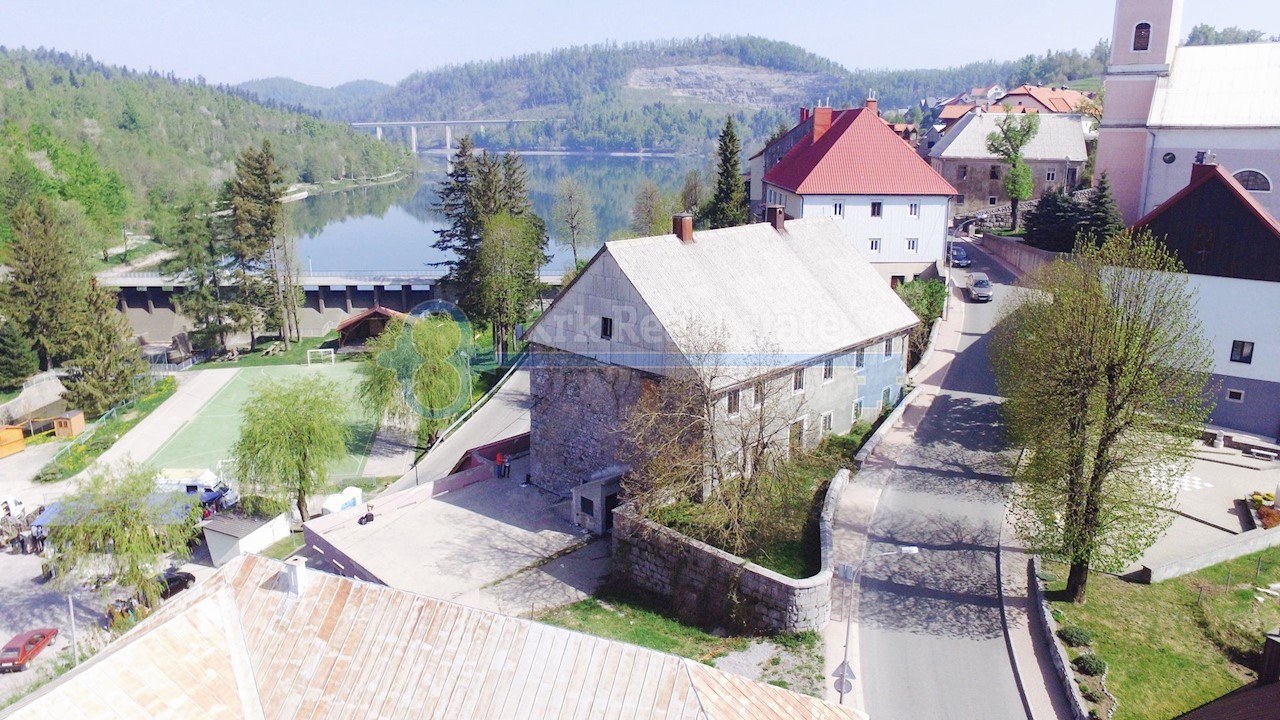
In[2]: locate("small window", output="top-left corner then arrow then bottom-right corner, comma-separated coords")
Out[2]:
906,238 -> 919,253
909,203 -> 920,217
1134,22 -> 1152,52
579,495 -> 595,516
1231,341 -> 1255,364
956,194 -> 966,205
989,165 -> 1000,180
883,338 -> 893,358
869,238 -> 881,252
958,165 -> 969,180
1235,170 -> 1272,193
1046,169 -> 1057,182
882,386 -> 893,409
821,412 -> 834,434
727,389 -> 741,416
1067,167 -> 1078,186
870,202 -> 883,217
855,349 -> 865,368
601,317 -> 613,340
793,368 -> 805,393
753,381 -> 765,407
988,196 -> 998,206
1226,389 -> 1245,403
833,202 -> 845,217
890,275 -> 905,289
853,398 -> 864,420
823,357 -> 834,381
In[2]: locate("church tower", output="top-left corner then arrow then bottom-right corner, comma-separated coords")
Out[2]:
1095,0 -> 1184,223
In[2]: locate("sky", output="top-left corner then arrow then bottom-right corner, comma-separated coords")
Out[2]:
3,0 -> 1280,88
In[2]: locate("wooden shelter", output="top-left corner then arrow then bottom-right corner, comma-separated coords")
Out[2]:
53,410 -> 86,439
336,306 -> 408,349
0,426 -> 25,459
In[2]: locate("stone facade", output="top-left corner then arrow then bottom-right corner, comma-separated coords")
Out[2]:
529,346 -> 655,496
933,157 -> 1084,215
611,470 -> 850,635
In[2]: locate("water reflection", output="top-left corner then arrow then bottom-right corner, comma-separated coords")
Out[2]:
290,153 -> 703,273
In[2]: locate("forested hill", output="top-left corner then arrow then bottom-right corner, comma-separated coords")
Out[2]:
238,35 -> 1108,153
0,47 -> 409,215
237,77 -> 394,120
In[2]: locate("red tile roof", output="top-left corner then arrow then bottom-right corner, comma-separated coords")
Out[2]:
938,104 -> 976,121
1134,163 -> 1280,241
762,108 -> 957,196
1001,85 -> 1087,113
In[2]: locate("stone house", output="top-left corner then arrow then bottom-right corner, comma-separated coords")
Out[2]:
526,215 -> 919,533
928,110 -> 1090,216
746,100 -> 958,286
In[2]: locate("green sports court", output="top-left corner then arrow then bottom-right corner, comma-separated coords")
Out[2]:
145,363 -> 376,480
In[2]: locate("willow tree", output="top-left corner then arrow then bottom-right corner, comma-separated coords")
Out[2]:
358,313 -> 472,446
992,231 -> 1213,603
233,376 -> 350,522
47,462 -> 200,608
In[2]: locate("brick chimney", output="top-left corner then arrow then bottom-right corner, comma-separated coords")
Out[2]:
800,107 -> 810,123
865,91 -> 878,116
1191,151 -> 1218,182
765,204 -> 785,233
672,213 -> 694,243
812,107 -> 833,144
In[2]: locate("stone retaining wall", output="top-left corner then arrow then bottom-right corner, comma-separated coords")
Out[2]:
611,469 -> 850,634
1028,557 -> 1116,720
976,233 -> 1063,276
1140,525 -> 1280,583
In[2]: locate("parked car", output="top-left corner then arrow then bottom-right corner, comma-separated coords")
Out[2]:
967,272 -> 994,302
158,569 -> 196,600
0,628 -> 57,672
949,244 -> 972,267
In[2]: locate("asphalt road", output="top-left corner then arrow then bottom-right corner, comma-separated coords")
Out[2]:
859,242 -> 1030,720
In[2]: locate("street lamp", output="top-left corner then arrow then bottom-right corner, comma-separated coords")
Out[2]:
833,544 -> 920,706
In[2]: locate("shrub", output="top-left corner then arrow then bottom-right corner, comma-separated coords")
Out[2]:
1074,653 -> 1107,676
1059,625 -> 1092,647
1260,505 -> 1280,530
239,495 -> 289,519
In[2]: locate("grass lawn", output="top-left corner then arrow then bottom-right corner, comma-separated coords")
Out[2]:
1045,550 -> 1280,720
36,377 -> 179,482
536,586 -> 749,663
194,333 -> 349,370
260,532 -> 305,560
146,364 -> 376,480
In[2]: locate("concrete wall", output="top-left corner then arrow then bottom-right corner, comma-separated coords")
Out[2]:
975,233 -> 1063,275
1141,524 -> 1280,584
611,469 -> 850,635
239,513 -> 291,555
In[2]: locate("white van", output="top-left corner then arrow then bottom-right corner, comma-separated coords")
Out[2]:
155,468 -> 240,509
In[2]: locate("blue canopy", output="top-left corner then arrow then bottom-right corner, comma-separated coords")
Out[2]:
31,494 -> 198,529
199,488 -> 227,504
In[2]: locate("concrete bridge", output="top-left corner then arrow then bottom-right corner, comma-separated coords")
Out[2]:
350,119 -> 552,154
100,269 -> 564,344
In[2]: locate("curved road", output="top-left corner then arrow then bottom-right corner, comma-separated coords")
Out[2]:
858,241 -> 1028,720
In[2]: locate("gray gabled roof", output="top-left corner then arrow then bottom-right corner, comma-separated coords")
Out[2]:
1151,43 -> 1280,128
530,218 -> 919,389
929,111 -> 1089,163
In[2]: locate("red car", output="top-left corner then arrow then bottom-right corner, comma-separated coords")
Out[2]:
0,628 -> 58,672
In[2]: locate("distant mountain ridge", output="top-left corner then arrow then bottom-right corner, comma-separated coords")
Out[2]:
238,35 -> 1108,153
236,77 -> 394,120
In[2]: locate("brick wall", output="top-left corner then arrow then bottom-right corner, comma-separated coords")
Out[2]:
611,469 -> 850,635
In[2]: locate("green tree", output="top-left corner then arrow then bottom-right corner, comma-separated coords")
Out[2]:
0,320 -> 39,390
358,314 -> 470,444
703,115 -> 749,229
992,231 -> 1213,603
552,177 -> 596,266
986,111 -> 1041,231
1083,172 -> 1125,242
233,376 -> 351,522
3,198 -> 90,370
46,462 -> 201,608
479,213 -> 545,362
162,185 -> 231,351
63,282 -> 147,416
1185,24 -> 1276,46
630,181 -> 667,236
228,140 -> 290,350
895,279 -> 947,363
1023,188 -> 1084,252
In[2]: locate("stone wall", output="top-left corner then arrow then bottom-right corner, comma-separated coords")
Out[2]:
529,347 -> 653,496
1029,557 -> 1116,720
611,469 -> 850,635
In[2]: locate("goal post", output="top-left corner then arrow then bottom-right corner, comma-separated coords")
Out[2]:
306,348 -> 336,366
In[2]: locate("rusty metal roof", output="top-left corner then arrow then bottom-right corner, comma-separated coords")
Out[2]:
3,555 -> 861,719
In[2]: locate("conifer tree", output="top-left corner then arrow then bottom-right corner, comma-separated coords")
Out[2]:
1084,172 -> 1126,241
63,281 -> 147,416
162,185 -> 231,351
227,140 -> 288,350
3,198 -> 89,370
0,321 -> 39,390
703,116 -> 749,229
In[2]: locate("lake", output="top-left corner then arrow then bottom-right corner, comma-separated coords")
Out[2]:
289,153 -> 705,274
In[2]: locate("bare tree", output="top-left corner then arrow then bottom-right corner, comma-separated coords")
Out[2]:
552,178 -> 597,267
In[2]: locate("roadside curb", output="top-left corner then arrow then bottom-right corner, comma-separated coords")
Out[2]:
997,515 -> 1036,720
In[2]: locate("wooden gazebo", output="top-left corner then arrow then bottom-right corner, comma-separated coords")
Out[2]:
336,306 -> 408,349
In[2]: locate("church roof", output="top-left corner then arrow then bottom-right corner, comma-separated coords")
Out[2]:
1150,43 -> 1280,128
